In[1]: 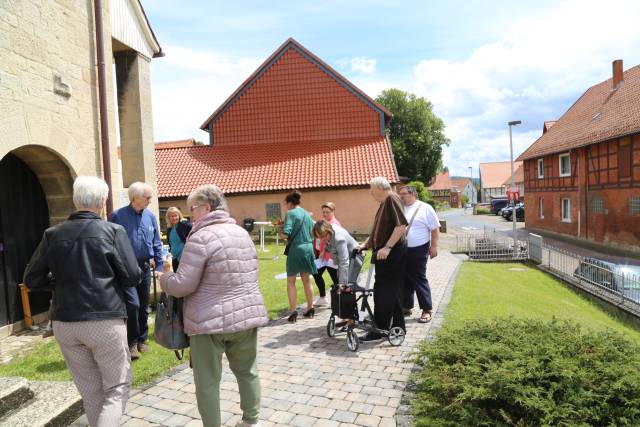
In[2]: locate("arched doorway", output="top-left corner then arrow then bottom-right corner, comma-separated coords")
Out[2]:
0,146 -> 75,326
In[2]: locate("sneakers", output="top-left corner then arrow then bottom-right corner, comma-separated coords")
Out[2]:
235,421 -> 260,427
359,332 -> 383,343
137,342 -> 149,353
314,296 -> 328,307
129,345 -> 141,361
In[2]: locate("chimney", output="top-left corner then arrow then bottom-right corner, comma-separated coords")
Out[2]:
613,59 -> 623,89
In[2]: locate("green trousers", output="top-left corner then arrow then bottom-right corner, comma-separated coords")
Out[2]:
190,328 -> 261,427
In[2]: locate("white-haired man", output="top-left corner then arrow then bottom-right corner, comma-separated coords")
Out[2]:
110,182 -> 163,359
358,176 -> 408,342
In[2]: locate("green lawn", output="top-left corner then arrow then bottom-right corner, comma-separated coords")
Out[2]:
446,262 -> 640,343
257,243 -> 370,319
0,243 -> 370,384
0,321 -> 187,387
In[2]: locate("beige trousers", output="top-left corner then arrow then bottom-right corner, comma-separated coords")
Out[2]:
53,318 -> 131,427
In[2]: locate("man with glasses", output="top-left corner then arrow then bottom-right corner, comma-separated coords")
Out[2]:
110,182 -> 163,360
397,185 -> 440,323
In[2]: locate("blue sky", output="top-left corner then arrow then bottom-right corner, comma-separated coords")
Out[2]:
144,0 -> 640,177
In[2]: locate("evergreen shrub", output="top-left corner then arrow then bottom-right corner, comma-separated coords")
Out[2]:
412,318 -> 640,426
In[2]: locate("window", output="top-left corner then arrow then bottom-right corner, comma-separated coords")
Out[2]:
559,153 -> 571,177
159,208 -> 168,232
539,197 -> 544,219
591,197 -> 604,214
265,203 -> 282,221
537,158 -> 544,178
631,197 -> 640,215
561,198 -> 571,222
619,144 -> 632,178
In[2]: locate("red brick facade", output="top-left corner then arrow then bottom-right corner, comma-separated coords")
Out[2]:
523,133 -> 640,251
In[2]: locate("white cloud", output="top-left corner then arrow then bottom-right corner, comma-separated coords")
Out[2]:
150,45 -> 261,142
412,0 -> 640,176
337,56 -> 377,74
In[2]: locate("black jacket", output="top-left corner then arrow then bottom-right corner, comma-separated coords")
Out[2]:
23,211 -> 141,322
167,220 -> 192,253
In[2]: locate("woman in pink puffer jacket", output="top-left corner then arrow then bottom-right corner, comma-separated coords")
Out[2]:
157,184 -> 268,427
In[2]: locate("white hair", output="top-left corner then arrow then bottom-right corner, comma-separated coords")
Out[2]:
73,176 -> 109,210
187,184 -> 229,212
128,181 -> 152,201
370,176 -> 391,190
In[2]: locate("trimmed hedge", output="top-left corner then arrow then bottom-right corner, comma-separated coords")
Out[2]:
412,318 -> 640,426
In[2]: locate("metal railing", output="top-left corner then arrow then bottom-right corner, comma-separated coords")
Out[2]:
456,229 -> 640,315
536,243 -> 640,315
456,227 -> 528,261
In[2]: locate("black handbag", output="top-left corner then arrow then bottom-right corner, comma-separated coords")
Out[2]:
154,292 -> 189,360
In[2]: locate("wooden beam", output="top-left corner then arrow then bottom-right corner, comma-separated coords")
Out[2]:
18,284 -> 33,329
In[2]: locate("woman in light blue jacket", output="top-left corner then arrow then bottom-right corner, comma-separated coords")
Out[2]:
313,220 -> 361,284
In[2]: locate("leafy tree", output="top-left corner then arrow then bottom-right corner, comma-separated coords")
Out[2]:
407,180 -> 430,203
376,89 -> 450,183
461,194 -> 470,205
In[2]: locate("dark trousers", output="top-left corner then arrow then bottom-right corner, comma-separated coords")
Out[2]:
124,262 -> 151,346
403,242 -> 433,311
313,266 -> 338,297
373,243 -> 407,335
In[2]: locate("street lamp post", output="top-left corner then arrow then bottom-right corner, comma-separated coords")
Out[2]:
468,166 -> 473,205
508,120 -> 521,255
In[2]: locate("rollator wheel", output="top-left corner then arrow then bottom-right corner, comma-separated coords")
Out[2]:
327,316 -> 336,337
388,327 -> 405,347
346,328 -> 359,352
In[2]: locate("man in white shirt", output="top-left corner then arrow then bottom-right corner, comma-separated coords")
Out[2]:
398,185 -> 440,323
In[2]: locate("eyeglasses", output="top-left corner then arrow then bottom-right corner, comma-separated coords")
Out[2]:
188,204 -> 202,212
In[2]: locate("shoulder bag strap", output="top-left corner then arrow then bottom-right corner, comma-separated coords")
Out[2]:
405,203 -> 422,237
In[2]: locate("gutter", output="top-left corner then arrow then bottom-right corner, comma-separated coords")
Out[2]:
94,0 -> 113,214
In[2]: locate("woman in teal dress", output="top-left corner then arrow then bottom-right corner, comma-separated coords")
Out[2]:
283,190 -> 317,322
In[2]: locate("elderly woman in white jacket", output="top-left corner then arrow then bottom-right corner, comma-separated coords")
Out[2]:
312,220 -> 361,284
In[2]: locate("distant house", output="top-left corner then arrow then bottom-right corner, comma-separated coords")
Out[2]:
517,60 -> 640,253
479,161 -> 522,202
155,38 -> 397,233
501,163 -> 525,200
427,172 -> 453,205
451,177 -> 477,205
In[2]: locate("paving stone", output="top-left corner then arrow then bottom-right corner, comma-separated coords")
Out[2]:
355,413 -> 382,427
64,250 -> 461,427
289,414 -> 317,426
163,413 -> 194,426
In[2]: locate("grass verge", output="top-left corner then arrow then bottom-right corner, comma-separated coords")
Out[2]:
411,262 -> 640,426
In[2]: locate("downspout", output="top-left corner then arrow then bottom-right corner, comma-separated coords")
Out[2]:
94,0 -> 113,215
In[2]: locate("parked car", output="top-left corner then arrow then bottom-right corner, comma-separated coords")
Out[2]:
573,258 -> 640,300
503,203 -> 524,221
490,198 -> 508,215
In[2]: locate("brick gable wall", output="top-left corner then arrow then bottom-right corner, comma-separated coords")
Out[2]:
212,47 -> 382,146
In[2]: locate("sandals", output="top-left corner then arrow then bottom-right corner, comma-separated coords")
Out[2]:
418,311 -> 432,323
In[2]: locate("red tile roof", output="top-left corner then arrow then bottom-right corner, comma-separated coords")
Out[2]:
542,121 -> 557,134
450,177 -> 471,190
155,38 -> 399,198
427,172 -> 452,191
518,63 -> 640,161
200,38 -> 392,146
155,137 -> 398,197
502,164 -> 524,186
480,161 -> 522,189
